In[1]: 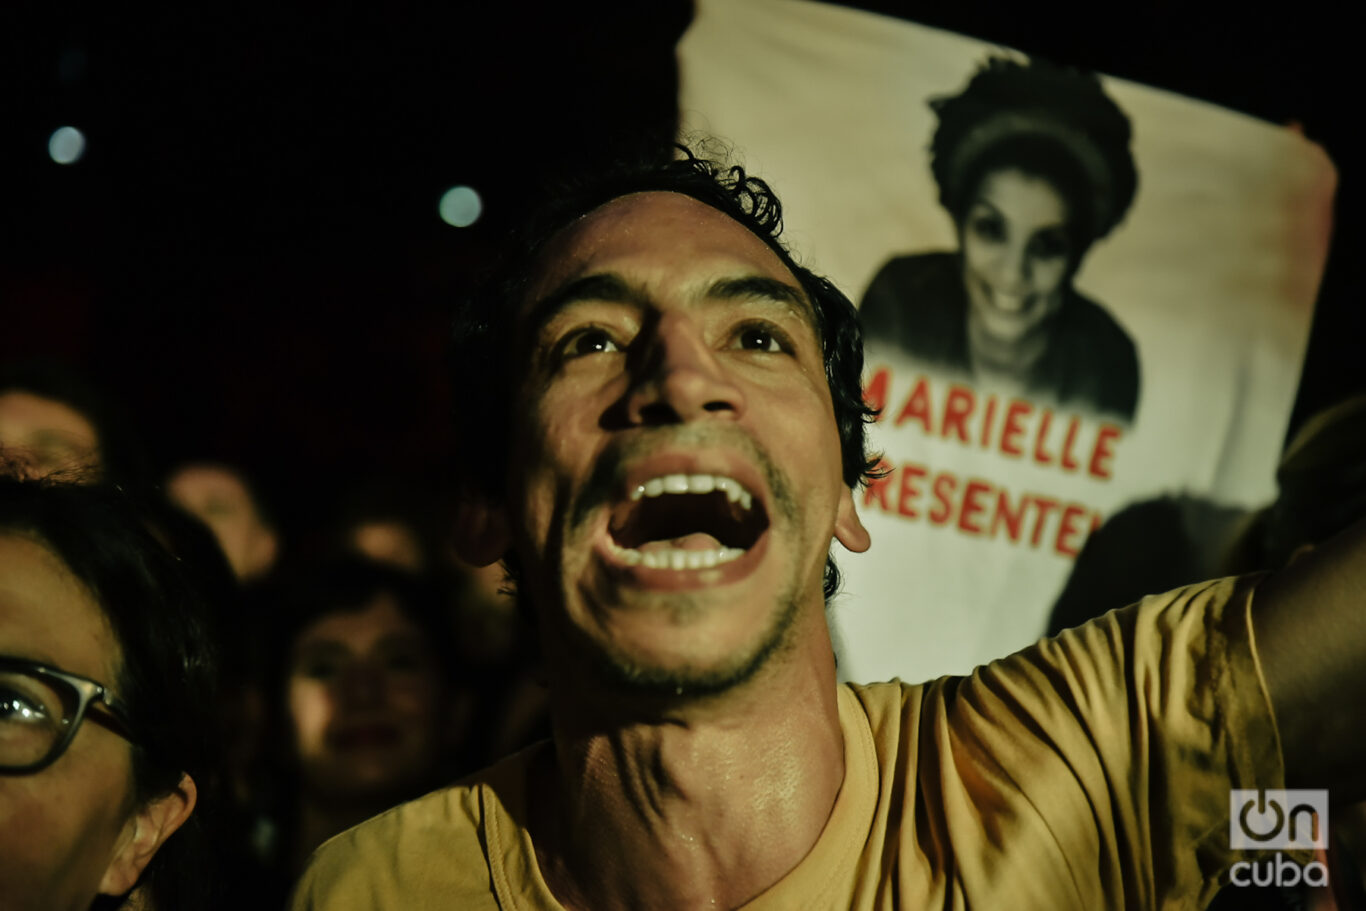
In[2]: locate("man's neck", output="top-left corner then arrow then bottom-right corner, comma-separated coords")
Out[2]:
529,633 -> 845,911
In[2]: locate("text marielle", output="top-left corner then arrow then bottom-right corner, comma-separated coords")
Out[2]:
861,368 -> 1125,559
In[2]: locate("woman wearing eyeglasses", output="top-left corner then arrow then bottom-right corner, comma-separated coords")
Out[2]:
0,475 -> 217,910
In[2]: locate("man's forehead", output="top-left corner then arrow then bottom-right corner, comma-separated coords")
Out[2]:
532,193 -> 792,284
522,191 -> 811,320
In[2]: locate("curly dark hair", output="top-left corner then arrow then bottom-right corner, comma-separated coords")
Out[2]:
450,144 -> 879,600
929,56 -> 1138,244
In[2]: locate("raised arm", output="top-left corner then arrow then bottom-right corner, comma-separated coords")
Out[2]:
1251,517 -> 1366,796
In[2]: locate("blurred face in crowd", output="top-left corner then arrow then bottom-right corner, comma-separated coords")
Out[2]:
349,520 -> 426,573
0,392 -> 101,480
0,534 -> 193,910
167,464 -> 278,582
499,191 -> 867,696
960,168 -> 1072,352
287,594 -> 449,804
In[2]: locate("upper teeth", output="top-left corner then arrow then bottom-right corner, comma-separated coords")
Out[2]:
606,542 -> 747,570
629,474 -> 753,511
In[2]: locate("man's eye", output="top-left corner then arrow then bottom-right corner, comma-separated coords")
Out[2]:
736,325 -> 786,353
560,328 -> 622,359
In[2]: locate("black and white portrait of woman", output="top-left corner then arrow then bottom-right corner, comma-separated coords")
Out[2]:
860,57 -> 1141,421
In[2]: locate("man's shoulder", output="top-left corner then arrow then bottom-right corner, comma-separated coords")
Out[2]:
844,678 -> 920,710
841,678 -> 930,761
290,747 -> 546,910
331,779 -> 484,851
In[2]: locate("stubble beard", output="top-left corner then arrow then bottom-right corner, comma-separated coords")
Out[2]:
587,574 -> 805,698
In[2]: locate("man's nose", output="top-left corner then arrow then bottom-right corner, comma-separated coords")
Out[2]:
624,312 -> 745,425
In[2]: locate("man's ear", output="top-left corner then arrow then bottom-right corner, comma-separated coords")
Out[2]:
453,492 -> 512,567
99,773 -> 198,898
833,488 -> 870,554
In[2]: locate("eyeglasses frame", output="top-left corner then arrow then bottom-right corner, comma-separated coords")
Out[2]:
0,655 -> 138,774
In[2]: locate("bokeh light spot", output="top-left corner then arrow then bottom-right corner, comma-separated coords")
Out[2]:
438,185 -> 482,228
48,126 -> 86,165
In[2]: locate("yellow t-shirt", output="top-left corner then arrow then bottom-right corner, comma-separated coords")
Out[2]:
291,576 -> 1284,910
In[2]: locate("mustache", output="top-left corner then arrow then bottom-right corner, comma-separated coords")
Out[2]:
568,426 -> 796,532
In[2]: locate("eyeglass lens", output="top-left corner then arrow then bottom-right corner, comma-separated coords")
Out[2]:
0,668 -> 78,768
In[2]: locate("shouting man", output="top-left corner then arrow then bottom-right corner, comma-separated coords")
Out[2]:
291,150 -> 1366,910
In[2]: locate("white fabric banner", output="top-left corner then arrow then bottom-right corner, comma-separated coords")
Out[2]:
678,0 -> 1335,681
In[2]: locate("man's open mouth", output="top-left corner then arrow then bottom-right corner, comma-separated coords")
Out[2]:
605,473 -> 768,570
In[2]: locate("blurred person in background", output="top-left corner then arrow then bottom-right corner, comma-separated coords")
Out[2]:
326,478 -> 448,575
328,479 -> 549,766
166,460 -> 280,584
246,557 -> 470,899
445,554 -> 550,766
0,359 -> 151,484
133,484 -> 271,873
164,460 -> 279,812
0,473 -> 218,910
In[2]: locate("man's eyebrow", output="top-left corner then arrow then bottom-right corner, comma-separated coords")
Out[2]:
524,273 -> 646,336
522,272 -> 817,340
706,276 -> 815,320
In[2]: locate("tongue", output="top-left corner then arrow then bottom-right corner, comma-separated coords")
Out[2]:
637,533 -> 725,553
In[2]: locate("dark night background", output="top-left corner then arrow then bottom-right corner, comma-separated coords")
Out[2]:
5,1 -> 1360,542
